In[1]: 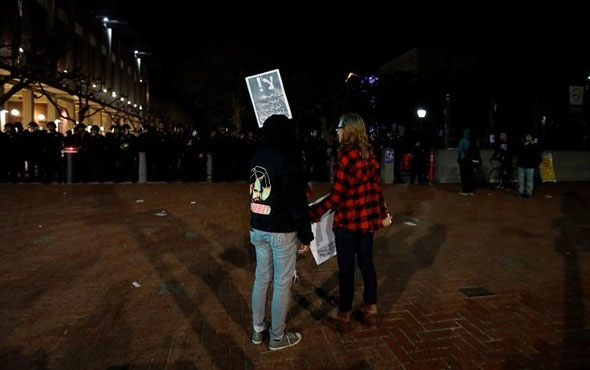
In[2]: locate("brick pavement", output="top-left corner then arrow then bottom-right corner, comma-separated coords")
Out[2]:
0,182 -> 589,369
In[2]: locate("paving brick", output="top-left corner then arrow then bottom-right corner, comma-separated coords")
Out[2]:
383,336 -> 411,363
417,328 -> 458,341
352,328 -> 390,340
374,342 -> 399,365
454,328 -> 488,354
403,358 -> 450,370
456,318 -> 493,343
414,337 -> 457,351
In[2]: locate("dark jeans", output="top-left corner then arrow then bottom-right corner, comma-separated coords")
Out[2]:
333,228 -> 377,312
458,159 -> 474,193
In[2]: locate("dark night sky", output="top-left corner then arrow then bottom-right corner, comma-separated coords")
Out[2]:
119,5 -> 430,79
115,2 -> 590,128
117,4 -> 590,75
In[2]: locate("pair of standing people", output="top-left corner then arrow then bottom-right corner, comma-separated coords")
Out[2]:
248,113 -> 391,351
459,129 -> 541,197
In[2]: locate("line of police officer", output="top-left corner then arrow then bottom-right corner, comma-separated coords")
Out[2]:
0,122 -> 268,183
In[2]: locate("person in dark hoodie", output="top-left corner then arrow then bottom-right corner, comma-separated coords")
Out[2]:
249,114 -> 313,351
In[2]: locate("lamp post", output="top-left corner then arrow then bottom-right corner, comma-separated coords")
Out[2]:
585,75 -> 590,150
443,93 -> 450,148
416,108 -> 427,139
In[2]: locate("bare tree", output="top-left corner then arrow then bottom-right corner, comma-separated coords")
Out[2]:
0,0 -> 68,107
0,41 -> 68,107
33,70 -> 127,125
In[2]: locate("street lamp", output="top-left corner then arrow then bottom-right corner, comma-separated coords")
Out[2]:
416,108 -> 427,139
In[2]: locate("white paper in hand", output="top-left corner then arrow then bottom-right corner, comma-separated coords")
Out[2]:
309,194 -> 336,265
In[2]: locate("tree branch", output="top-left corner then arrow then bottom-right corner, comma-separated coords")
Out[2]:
0,78 -> 30,106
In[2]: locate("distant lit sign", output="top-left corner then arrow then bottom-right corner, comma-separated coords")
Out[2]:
569,86 -> 584,105
245,69 -> 292,128
384,148 -> 395,163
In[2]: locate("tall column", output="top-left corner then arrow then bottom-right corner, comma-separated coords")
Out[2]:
89,108 -> 99,126
0,83 -> 5,131
103,112 -> 112,128
47,94 -> 57,122
22,88 -> 34,124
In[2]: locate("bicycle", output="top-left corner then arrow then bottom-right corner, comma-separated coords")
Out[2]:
488,156 -> 517,190
488,157 -> 506,189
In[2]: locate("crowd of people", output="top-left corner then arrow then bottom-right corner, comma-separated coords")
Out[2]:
2,118 -> 545,199
1,119 -> 435,185
0,121 -> 263,183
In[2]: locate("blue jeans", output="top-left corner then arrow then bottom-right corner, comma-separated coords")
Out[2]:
518,167 -> 534,195
250,228 -> 297,340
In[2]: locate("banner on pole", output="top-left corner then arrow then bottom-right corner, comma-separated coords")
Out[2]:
569,86 -> 584,106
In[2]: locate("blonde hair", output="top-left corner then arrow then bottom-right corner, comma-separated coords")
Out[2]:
338,113 -> 372,159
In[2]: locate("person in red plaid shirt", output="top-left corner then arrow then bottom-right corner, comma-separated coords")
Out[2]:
309,113 -> 392,330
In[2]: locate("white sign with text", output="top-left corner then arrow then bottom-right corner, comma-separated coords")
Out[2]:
245,69 -> 292,128
309,194 -> 336,265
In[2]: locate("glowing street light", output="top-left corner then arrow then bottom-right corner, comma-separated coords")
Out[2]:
416,108 -> 427,137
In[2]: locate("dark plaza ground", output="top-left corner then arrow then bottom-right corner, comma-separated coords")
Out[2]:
0,182 -> 589,369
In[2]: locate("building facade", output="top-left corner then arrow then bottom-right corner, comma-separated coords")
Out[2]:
0,0 -> 149,133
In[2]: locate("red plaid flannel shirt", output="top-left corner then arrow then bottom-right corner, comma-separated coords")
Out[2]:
309,147 -> 388,232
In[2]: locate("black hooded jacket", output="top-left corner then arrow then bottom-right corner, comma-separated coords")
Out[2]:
249,115 -> 313,245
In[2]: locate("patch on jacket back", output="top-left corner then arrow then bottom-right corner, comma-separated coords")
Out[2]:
250,166 -> 271,202
250,166 -> 272,215
251,203 -> 271,215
